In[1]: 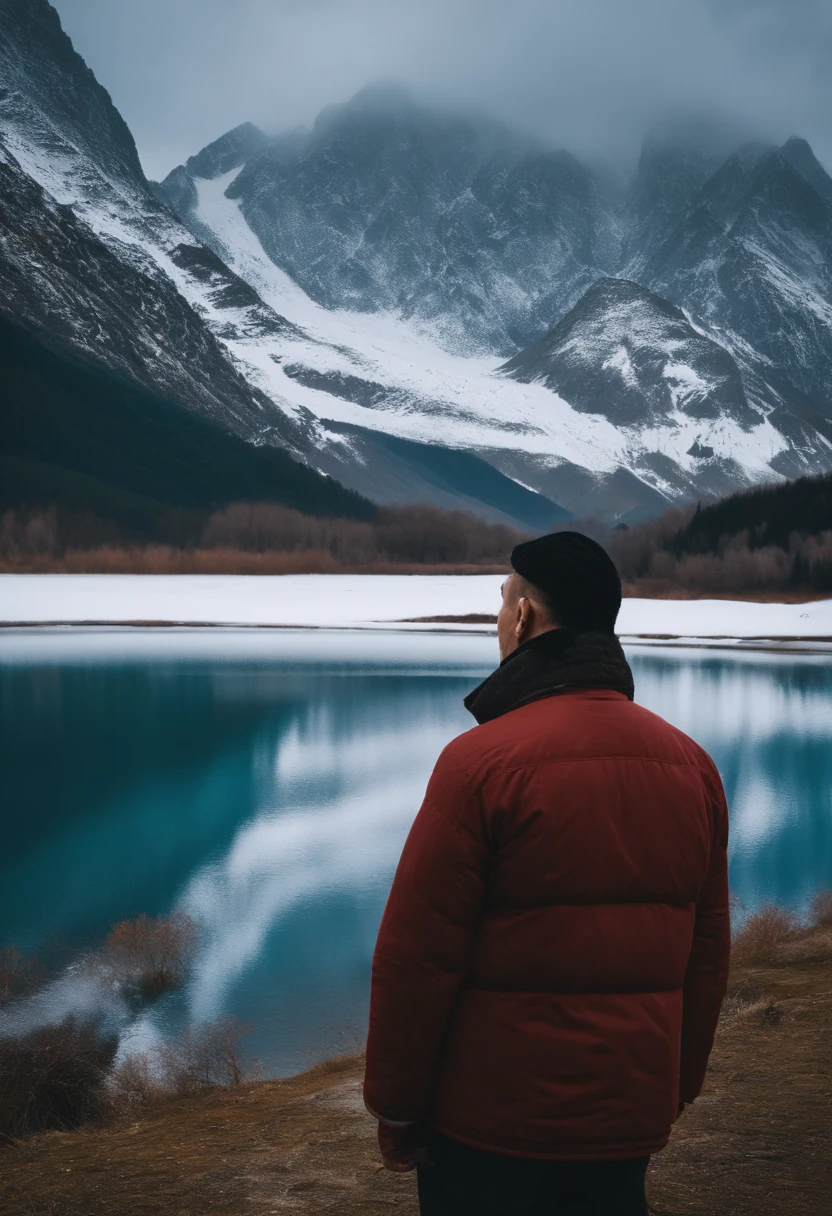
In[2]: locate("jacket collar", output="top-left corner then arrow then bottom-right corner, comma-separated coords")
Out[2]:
464,627 -> 635,726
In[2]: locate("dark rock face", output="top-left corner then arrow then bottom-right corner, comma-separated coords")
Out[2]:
622,129 -> 728,272
0,314 -> 374,526
153,164 -> 198,215
642,148 -> 832,417
500,279 -> 756,429
0,0 -> 145,190
0,156 -> 262,433
781,137 -> 832,208
0,0 -> 305,446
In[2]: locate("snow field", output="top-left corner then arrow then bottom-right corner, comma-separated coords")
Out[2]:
1,575 -> 831,646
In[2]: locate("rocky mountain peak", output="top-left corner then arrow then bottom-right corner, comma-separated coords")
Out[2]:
313,81 -> 418,130
780,136 -> 832,208
210,85 -> 618,352
500,277 -> 755,430
694,145 -> 772,229
621,114 -> 765,269
732,147 -> 832,240
184,122 -> 268,181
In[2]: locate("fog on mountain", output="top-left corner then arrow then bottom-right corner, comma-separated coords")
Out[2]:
2,0 -> 832,536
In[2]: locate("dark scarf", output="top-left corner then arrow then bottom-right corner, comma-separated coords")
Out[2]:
464,628 -> 634,725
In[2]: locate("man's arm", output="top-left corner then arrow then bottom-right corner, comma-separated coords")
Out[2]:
679,760 -> 731,1105
364,742 -> 489,1129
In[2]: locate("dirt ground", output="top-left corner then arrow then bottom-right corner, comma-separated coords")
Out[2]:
2,937 -> 831,1216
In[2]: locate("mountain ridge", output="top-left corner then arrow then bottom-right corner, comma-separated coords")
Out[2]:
3,0 -> 832,526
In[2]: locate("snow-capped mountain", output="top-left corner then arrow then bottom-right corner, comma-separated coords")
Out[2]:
499,278 -> 831,502
0,0 -> 566,529
0,0 -> 303,446
3,0 -> 832,526
640,140 -> 832,419
196,83 -> 621,355
502,279 -> 755,430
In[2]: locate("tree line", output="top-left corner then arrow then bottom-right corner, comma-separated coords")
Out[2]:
3,471 -> 830,593
0,502 -> 528,573
589,471 -> 832,595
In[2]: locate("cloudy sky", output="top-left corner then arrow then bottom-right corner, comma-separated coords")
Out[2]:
52,0 -> 832,180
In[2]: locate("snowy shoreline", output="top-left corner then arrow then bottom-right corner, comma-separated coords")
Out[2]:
1,574 -> 831,651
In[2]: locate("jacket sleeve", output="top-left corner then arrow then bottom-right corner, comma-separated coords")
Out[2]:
679,758 -> 731,1104
364,741 -> 489,1125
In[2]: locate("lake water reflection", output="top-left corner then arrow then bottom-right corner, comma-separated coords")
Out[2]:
1,629 -> 830,1075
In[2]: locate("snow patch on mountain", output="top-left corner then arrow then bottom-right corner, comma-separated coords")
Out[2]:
185,171 -> 805,499
189,171 -> 628,471
602,346 -> 639,388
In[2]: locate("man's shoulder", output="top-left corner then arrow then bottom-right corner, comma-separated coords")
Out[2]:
439,693 -> 721,790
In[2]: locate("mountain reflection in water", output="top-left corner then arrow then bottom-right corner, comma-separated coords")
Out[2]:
1,630 -> 830,1075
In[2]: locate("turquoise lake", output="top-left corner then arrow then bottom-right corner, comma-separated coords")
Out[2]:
1,629 -> 830,1075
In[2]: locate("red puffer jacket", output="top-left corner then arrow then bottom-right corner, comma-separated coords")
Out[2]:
364,689 -> 730,1160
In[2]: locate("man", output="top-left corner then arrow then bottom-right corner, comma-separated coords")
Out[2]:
364,531 -> 730,1216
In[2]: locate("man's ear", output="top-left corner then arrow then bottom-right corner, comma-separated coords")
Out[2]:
515,595 -> 531,640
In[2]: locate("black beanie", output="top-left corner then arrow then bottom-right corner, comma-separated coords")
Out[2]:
510,531 -> 622,633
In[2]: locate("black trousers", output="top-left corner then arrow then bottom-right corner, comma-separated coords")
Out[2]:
417,1132 -> 649,1216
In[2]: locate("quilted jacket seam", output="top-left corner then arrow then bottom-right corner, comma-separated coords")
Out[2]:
466,753 -> 709,799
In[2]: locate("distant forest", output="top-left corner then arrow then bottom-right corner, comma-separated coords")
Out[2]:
2,472 -> 830,597
606,471 -> 832,596
0,501 -> 525,574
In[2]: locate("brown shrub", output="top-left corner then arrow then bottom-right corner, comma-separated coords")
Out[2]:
90,912 -> 197,999
303,1052 -> 364,1080
731,904 -> 798,966
810,889 -> 832,928
105,1050 -> 167,1116
201,501 -> 527,566
0,507 -> 60,559
0,948 -> 43,1007
0,1017 -> 118,1142
156,1017 -> 255,1092
720,974 -> 765,1021
375,505 -> 524,565
109,1017 -> 256,1114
